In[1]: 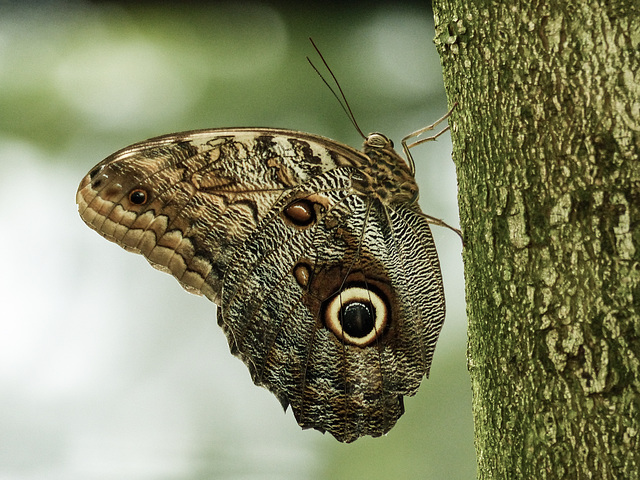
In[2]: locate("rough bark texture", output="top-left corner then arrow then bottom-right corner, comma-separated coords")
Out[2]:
432,1 -> 640,478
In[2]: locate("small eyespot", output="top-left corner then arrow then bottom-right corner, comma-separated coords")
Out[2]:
282,195 -> 330,229
292,262 -> 313,288
284,199 -> 315,226
283,197 -> 329,228
323,286 -> 388,347
129,189 -> 148,205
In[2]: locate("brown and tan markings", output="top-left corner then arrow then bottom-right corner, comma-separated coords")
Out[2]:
77,120 -> 453,443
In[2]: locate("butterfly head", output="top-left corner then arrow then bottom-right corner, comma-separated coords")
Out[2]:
364,132 -> 393,149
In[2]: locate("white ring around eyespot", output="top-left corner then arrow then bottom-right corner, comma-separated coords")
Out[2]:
324,286 -> 387,347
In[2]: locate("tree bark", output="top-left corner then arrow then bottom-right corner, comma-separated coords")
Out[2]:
432,1 -> 640,478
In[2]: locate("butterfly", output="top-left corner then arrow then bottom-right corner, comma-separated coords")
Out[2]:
76,43 -> 458,442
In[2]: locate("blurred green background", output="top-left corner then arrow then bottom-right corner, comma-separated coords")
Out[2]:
0,1 -> 474,478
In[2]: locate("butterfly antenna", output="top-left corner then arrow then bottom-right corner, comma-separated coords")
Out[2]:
307,38 -> 367,140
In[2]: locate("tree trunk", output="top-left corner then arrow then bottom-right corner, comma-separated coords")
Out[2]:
431,1 -> 640,477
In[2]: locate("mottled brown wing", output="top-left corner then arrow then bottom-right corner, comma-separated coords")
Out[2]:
76,129 -> 364,303
220,181 -> 445,442
76,127 -> 445,442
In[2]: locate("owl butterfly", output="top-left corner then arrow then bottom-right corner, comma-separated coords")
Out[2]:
76,45 -> 458,443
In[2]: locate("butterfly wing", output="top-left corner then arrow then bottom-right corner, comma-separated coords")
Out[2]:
76,128 -> 445,442
221,184 -> 445,442
77,129 -> 363,302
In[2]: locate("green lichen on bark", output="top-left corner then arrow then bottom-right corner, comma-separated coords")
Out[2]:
432,1 -> 640,478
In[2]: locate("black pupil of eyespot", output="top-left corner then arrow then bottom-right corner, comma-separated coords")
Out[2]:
340,301 -> 374,338
130,190 -> 146,204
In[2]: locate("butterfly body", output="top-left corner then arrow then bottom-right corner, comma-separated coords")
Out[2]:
77,127 -> 446,442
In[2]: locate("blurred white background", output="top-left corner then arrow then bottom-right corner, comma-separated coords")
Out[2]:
0,1 -> 473,479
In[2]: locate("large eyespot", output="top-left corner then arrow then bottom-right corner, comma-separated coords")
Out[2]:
128,188 -> 149,205
323,286 -> 388,347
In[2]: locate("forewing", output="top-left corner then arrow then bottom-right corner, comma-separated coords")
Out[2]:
76,128 -> 366,304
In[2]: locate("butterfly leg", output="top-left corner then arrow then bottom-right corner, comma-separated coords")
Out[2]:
401,102 -> 458,173
423,213 -> 463,243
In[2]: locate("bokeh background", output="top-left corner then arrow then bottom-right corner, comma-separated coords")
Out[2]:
0,1 -> 475,478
